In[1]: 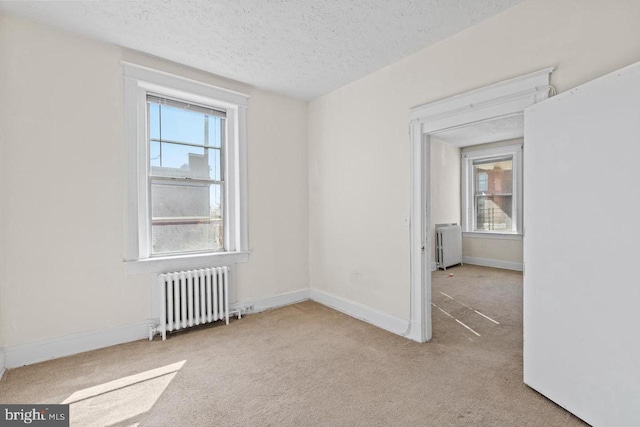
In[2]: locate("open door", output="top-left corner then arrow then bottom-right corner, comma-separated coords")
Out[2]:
524,63 -> 640,426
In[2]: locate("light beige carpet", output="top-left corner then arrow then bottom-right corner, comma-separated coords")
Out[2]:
0,265 -> 586,426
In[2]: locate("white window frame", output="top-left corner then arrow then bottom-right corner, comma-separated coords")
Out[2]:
123,62 -> 249,274
461,143 -> 523,236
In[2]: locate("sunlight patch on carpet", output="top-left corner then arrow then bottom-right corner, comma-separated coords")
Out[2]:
62,360 -> 185,426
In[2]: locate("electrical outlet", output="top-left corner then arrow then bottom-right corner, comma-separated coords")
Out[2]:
244,304 -> 254,312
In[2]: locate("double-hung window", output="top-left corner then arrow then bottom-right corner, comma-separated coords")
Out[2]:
461,143 -> 522,235
148,95 -> 225,255
123,63 -> 249,273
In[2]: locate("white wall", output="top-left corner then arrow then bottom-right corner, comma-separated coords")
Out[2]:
429,138 -> 460,265
234,89 -> 309,301
0,15 -> 309,353
462,237 -> 522,269
308,0 -> 640,320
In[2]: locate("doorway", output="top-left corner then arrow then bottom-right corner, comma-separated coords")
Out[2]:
410,62 -> 640,426
407,68 -> 553,343
428,116 -> 524,343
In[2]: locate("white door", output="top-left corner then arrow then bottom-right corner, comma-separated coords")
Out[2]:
524,63 -> 640,426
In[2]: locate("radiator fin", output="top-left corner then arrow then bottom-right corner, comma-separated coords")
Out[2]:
158,266 -> 229,340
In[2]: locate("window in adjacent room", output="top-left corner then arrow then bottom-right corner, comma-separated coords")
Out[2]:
461,143 -> 522,235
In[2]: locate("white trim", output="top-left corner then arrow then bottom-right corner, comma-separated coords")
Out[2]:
310,289 -> 415,338
410,68 -> 554,131
2,289 -> 305,370
408,126 -> 429,343
409,68 -> 552,343
1,321 -> 152,369
463,232 -> 522,241
122,62 -> 249,267
120,62 -> 249,106
0,349 -> 5,380
236,106 -> 249,252
126,251 -> 250,275
234,288 -> 423,340
231,289 -> 310,314
462,256 -> 523,271
0,287 -> 425,369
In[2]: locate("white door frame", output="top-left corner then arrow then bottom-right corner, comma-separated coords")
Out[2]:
407,68 -> 554,343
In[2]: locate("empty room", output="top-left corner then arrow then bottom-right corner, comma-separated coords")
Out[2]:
429,115 -> 525,350
0,1 -> 639,426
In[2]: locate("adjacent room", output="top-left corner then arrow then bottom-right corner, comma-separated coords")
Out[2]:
430,116 -> 524,344
1,1 -> 639,426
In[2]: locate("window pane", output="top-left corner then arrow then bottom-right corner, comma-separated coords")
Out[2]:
150,142 -> 221,180
475,195 -> 513,231
149,103 -> 222,147
149,103 -> 160,140
151,182 -> 223,254
157,104 -> 206,145
476,172 -> 488,192
474,157 -> 513,231
473,157 -> 513,194
150,141 -> 161,167
207,116 -> 224,148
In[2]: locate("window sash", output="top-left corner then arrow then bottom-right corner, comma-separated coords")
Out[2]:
147,94 -> 226,256
474,194 -> 514,232
472,155 -> 512,166
462,144 -> 522,234
147,94 -> 226,118
150,176 -> 222,185
474,193 -> 513,197
149,138 -> 222,150
149,145 -> 224,181
472,157 -> 514,231
149,178 -> 225,256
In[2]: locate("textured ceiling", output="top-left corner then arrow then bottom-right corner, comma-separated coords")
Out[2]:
432,115 -> 524,147
0,0 -> 524,100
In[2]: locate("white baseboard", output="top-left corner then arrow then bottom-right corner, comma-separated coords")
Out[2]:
231,289 -> 310,314
405,321 -> 427,343
310,289 -> 411,337
1,289 -> 310,371
1,287 -> 417,370
0,348 -> 5,380
2,320 -> 151,369
234,288 -> 416,340
431,261 -> 437,272
463,256 -> 523,271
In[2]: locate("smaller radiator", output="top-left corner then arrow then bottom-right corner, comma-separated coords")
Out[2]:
155,267 -> 231,341
435,225 -> 463,270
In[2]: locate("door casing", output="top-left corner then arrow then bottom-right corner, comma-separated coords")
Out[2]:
407,68 -> 553,343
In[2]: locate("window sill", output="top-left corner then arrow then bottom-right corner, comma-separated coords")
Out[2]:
125,251 -> 250,275
462,232 -> 522,241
